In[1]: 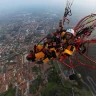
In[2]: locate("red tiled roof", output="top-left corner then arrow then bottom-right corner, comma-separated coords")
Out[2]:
19,83 -> 27,90
0,85 -> 7,93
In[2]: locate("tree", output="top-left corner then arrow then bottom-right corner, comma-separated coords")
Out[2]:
41,82 -> 72,96
30,76 -> 43,94
47,68 -> 61,83
1,84 -> 16,96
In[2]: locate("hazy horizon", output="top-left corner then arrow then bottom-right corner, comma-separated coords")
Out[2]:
0,0 -> 96,13
0,0 -> 96,23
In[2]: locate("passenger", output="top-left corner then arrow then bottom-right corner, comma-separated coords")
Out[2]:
60,29 -> 76,61
26,33 -> 57,64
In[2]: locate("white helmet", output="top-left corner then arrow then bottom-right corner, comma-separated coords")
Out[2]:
66,29 -> 75,36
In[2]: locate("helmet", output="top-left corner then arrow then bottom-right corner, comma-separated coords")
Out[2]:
66,29 -> 75,36
26,53 -> 35,61
26,54 -> 33,61
46,33 -> 53,39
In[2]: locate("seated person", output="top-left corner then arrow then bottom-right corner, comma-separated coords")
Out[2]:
26,33 -> 58,63
26,29 -> 75,64
60,29 -> 76,61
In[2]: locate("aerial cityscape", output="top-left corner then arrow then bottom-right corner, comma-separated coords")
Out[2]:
0,10 -> 61,95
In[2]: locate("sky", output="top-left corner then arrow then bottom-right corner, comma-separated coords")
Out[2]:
0,0 -> 96,14
0,0 -> 96,9
0,0 -> 95,30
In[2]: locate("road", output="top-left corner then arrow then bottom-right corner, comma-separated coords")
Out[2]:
87,76 -> 96,95
0,48 -> 27,62
82,76 -> 96,96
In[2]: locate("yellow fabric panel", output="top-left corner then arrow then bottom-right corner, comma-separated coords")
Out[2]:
36,45 -> 43,51
43,58 -> 50,63
49,48 -> 56,52
56,52 -> 60,57
61,31 -> 66,37
63,49 -> 73,55
63,39 -> 66,43
66,45 -> 74,50
49,48 -> 60,57
35,52 -> 45,60
62,45 -> 75,55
